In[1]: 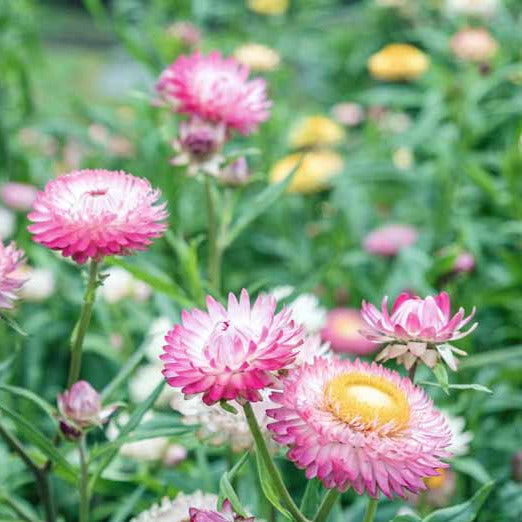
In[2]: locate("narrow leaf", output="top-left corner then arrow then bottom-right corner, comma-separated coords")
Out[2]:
0,384 -> 57,424
218,451 -> 250,517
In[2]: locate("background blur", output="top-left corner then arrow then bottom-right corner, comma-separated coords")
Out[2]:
1,0 -> 522,520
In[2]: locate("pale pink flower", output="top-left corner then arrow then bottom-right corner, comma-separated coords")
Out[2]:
156,51 -> 271,134
0,240 -> 27,310
161,289 -> 304,405
361,292 -> 477,370
454,251 -> 475,273
0,182 -> 38,211
190,500 -> 254,522
28,169 -> 168,264
58,381 -> 118,439
363,224 -> 418,256
450,28 -> 498,63
167,21 -> 202,47
331,102 -> 365,126
320,308 -> 377,355
267,358 -> 453,498
220,157 -> 252,186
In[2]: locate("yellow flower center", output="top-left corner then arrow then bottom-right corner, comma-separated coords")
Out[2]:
424,468 -> 446,490
324,372 -> 410,432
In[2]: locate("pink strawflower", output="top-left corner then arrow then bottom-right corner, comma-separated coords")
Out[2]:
454,251 -> 475,273
361,292 -> 477,370
58,380 -> 118,439
267,358 -> 453,498
363,224 -> 418,256
161,289 -> 304,405
0,240 -> 27,310
0,182 -> 38,211
28,169 -> 168,264
320,308 -> 378,355
190,500 -> 254,522
156,51 -> 271,134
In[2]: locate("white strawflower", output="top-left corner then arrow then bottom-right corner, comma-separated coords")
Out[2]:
144,316 -> 172,362
131,491 -> 218,522
445,0 -> 500,17
99,266 -> 151,304
128,363 -> 177,407
270,285 -> 327,334
0,207 -> 15,239
292,334 -> 331,367
444,412 -> 473,457
18,266 -> 56,301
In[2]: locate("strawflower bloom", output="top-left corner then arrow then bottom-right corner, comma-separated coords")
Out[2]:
444,0 -> 500,17
331,102 -> 365,127
220,157 -> 252,186
161,289 -> 304,405
17,266 -> 55,302
131,491 -> 218,522
190,499 -> 254,522
171,117 -> 227,176
450,28 -> 498,63
268,358 -> 453,498
444,412 -> 473,457
167,21 -> 202,47
247,0 -> 288,15
320,308 -> 377,355
0,207 -> 15,239
0,240 -> 27,310
368,44 -> 430,81
361,292 -> 477,370
270,285 -> 327,334
99,266 -> 151,304
454,251 -> 475,273
28,169 -> 168,264
58,381 -> 117,439
233,43 -> 281,72
269,151 -> 344,194
156,51 -> 271,135
288,116 -> 346,149
405,468 -> 456,508
0,182 -> 38,211
363,224 -> 418,256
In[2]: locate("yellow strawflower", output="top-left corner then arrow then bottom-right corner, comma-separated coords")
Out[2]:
234,43 -> 281,72
289,116 -> 346,149
269,151 -> 344,194
247,0 -> 289,15
368,43 -> 429,81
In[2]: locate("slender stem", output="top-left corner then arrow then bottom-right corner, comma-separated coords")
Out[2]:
67,260 -> 100,387
408,360 -> 418,382
243,403 -> 309,522
313,489 -> 340,522
204,176 -> 221,294
79,436 -> 89,522
363,497 -> 379,522
0,422 -> 56,522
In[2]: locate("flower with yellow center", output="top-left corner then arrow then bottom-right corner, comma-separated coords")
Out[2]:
325,372 -> 410,433
234,43 -> 281,72
269,151 -> 344,194
288,116 -> 346,149
268,358 -> 452,498
368,44 -> 430,81
247,0 -> 289,15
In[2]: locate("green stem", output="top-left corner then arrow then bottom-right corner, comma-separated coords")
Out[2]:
79,436 -> 89,522
313,489 -> 340,522
67,260 -> 100,387
204,176 -> 221,294
363,497 -> 379,522
243,403 -> 308,522
0,422 -> 56,522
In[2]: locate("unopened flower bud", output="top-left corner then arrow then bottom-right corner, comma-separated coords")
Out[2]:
220,157 -> 251,186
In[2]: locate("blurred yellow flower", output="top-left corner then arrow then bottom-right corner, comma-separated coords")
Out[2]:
368,44 -> 429,81
234,43 -> 281,72
247,0 -> 289,15
270,151 -> 344,194
289,116 -> 346,149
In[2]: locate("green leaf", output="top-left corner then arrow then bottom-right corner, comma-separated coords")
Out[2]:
300,478 -> 323,518
0,404 -> 77,483
219,400 -> 238,415
423,481 -> 494,522
0,384 -> 57,427
459,345 -> 522,369
89,380 -> 166,491
108,486 -> 145,522
418,382 -> 492,394
218,451 -> 250,517
223,159 -> 301,248
0,313 -> 27,336
105,257 -> 195,309
392,515 -> 422,522
255,451 -> 292,520
432,364 -> 449,394
451,458 -> 492,485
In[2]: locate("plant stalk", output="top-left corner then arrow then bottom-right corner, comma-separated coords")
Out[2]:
313,489 -> 340,522
67,260 -> 100,387
243,402 -> 308,522
204,175 -> 221,294
363,497 -> 379,522
79,436 -> 89,522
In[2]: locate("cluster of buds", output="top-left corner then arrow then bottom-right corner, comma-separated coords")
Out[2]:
361,292 -> 477,371
57,381 -> 118,441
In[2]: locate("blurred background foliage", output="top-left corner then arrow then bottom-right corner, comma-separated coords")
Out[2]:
1,0 -> 522,520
